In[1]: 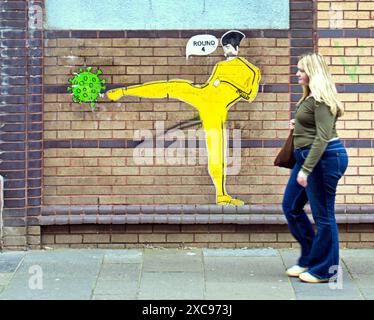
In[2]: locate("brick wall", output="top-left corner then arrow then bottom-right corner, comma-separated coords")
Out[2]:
318,1 -> 374,29
41,223 -> 374,249
40,0 -> 374,209
317,0 -> 374,205
0,0 -> 43,250
43,148 -> 293,206
42,36 -> 292,206
1,0 -> 373,250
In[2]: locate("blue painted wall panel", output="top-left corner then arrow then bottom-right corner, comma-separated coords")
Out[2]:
45,0 -> 289,30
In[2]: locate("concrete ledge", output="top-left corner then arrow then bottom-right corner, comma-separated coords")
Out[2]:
38,204 -> 374,225
41,204 -> 374,215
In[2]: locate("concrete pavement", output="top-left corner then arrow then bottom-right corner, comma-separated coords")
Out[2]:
0,248 -> 373,300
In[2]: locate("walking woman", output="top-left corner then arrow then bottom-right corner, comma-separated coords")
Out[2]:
282,53 -> 348,283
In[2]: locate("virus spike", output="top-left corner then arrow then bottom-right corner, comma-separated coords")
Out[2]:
90,102 -> 95,108
79,68 -> 83,73
86,67 -> 92,72
67,86 -> 72,91
96,69 -> 103,75
101,79 -> 106,84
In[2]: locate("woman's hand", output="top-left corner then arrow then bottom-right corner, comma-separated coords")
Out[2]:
289,119 -> 295,130
213,78 -> 221,88
297,170 -> 308,187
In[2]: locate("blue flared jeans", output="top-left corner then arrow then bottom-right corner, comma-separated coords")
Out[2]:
282,139 -> 348,280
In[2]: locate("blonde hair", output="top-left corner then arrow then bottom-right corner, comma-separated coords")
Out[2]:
297,53 -> 344,117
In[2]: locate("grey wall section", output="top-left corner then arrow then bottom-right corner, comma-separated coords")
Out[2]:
44,0 -> 290,30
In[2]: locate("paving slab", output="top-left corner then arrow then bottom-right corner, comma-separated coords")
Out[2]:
346,275 -> 374,289
287,276 -> 364,300
277,248 -> 302,269
98,263 -> 141,281
205,282 -> 295,300
139,272 -> 205,300
93,279 -> 138,298
0,273 -> 13,286
0,252 -> 25,273
204,256 -> 295,300
0,250 -> 103,300
21,249 -> 104,264
0,248 -> 372,300
341,256 -> 374,276
0,252 -> 26,261
142,249 -> 203,273
340,252 -> 374,300
205,256 -> 289,280
359,288 -> 374,300
0,276 -> 97,300
103,250 -> 143,264
92,294 -> 137,300
279,249 -> 364,300
341,249 -> 374,259
8,252 -> 103,280
203,248 -> 279,257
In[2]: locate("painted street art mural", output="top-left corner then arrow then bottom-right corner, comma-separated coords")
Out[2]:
106,30 -> 261,205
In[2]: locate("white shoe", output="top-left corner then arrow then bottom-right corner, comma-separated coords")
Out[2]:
286,265 -> 308,277
299,272 -> 332,283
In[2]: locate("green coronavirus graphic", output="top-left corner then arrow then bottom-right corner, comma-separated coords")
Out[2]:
67,67 -> 106,109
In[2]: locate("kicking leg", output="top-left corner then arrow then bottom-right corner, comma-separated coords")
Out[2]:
107,79 -> 201,104
107,81 -> 171,101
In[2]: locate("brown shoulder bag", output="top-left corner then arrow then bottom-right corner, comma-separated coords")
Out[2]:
274,129 -> 296,169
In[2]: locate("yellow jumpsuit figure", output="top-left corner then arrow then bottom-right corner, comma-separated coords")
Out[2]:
107,30 -> 261,205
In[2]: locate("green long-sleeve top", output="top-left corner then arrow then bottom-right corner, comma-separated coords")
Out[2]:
293,96 -> 338,175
